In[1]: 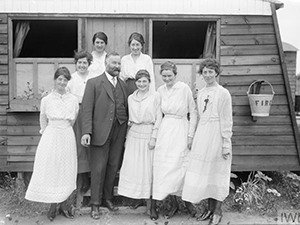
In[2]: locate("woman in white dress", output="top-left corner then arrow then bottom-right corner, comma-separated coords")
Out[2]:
118,69 -> 162,220
120,32 -> 155,94
152,61 -> 197,219
67,50 -> 94,193
182,58 -> 233,225
88,32 -> 107,76
25,67 -> 79,221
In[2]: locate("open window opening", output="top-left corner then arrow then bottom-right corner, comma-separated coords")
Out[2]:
13,20 -> 77,58
152,21 -> 216,59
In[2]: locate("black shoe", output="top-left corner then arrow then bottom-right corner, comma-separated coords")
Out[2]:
185,201 -> 197,217
150,207 -> 159,221
103,199 -> 118,211
47,203 -> 57,222
59,202 -> 74,219
208,213 -> 222,225
90,205 -> 100,220
129,199 -> 144,209
164,205 -> 178,219
197,210 -> 213,221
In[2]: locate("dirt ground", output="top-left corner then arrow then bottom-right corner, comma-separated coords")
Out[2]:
0,206 -> 277,225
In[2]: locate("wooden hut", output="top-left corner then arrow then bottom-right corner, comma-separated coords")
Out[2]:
0,0 -> 299,172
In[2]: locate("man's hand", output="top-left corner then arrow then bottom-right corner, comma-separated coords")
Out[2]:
81,134 -> 91,147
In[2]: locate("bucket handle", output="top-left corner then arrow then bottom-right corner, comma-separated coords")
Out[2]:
247,80 -> 275,95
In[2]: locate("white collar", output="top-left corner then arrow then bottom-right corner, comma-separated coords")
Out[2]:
105,72 -> 118,85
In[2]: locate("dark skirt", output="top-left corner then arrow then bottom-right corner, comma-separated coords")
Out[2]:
74,105 -> 90,173
126,78 -> 137,95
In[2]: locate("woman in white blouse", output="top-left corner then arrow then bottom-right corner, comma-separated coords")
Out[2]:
120,32 -> 155,94
67,50 -> 94,193
152,61 -> 197,219
25,67 -> 79,221
88,32 -> 108,76
182,58 -> 233,225
118,69 -> 162,221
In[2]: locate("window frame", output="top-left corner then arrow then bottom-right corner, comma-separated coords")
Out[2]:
8,16 -> 82,111
146,16 -> 221,95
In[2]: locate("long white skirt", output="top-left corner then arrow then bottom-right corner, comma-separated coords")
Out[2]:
152,116 -> 189,200
182,120 -> 231,203
25,120 -> 77,203
118,124 -> 154,199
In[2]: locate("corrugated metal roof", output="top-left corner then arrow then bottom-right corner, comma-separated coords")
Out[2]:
0,0 -> 279,15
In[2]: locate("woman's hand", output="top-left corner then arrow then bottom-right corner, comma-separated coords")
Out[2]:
148,138 -> 156,150
222,152 -> 230,160
187,137 -> 193,150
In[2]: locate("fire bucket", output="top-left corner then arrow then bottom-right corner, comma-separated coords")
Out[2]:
247,80 -> 275,117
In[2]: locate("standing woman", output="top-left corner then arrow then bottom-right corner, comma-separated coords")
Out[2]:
182,58 -> 233,225
152,61 -> 197,219
120,32 -> 155,94
67,50 -> 94,193
88,32 -> 108,76
118,69 -> 162,220
25,67 -> 79,221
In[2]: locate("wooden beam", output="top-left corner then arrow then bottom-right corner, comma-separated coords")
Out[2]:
221,16 -> 273,25
220,34 -> 276,46
221,55 -> 280,66
221,45 -> 279,56
221,24 -> 275,35
271,4 -> 300,165
233,115 -> 291,126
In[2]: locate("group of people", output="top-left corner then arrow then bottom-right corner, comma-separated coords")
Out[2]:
24,31 -> 233,225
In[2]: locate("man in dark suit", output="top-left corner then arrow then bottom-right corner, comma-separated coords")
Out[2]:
81,52 -> 128,220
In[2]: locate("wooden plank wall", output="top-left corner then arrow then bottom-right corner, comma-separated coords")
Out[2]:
0,14 -> 40,171
220,15 -> 300,171
0,14 -> 9,170
1,14 -> 300,172
85,18 -> 144,57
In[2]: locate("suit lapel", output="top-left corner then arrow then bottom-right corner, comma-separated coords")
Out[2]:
102,73 -> 114,102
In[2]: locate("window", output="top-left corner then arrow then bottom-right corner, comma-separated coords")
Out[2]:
13,20 -> 77,58
9,19 -> 79,111
153,21 -> 215,59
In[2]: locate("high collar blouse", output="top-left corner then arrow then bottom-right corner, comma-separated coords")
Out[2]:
128,90 -> 162,138
157,81 -> 197,138
120,53 -> 155,92
39,90 -> 79,134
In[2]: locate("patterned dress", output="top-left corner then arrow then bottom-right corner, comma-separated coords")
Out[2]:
182,84 -> 233,203
25,91 -> 79,203
152,81 -> 197,200
118,90 -> 162,199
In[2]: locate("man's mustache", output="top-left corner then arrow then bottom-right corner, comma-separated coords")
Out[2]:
112,67 -> 120,72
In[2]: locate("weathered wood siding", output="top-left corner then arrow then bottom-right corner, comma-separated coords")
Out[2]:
0,14 -> 9,170
1,13 -> 299,172
220,15 -> 300,171
85,18 -> 144,56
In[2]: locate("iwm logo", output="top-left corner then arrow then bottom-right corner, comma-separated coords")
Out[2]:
277,210 -> 300,224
